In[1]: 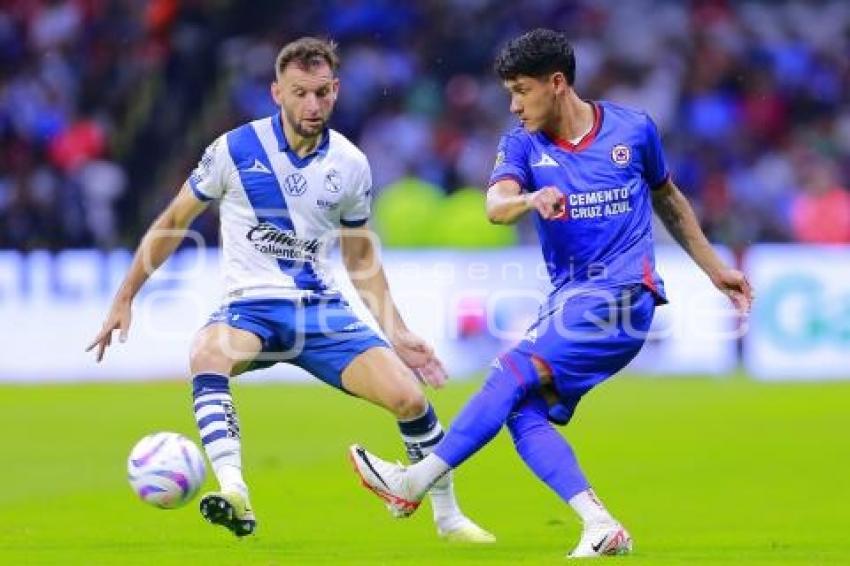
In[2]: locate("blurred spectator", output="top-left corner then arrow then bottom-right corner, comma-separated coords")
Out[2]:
790,158 -> 850,243
78,158 -> 127,248
48,113 -> 106,172
1,0 -> 849,250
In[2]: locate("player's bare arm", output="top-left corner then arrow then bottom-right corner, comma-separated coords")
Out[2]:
651,178 -> 753,313
486,179 -> 564,224
340,224 -> 447,387
86,184 -> 209,361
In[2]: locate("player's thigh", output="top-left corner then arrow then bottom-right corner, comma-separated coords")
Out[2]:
517,286 -> 655,423
190,323 -> 263,376
341,346 -> 426,419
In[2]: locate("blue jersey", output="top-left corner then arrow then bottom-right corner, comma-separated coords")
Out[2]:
490,101 -> 668,304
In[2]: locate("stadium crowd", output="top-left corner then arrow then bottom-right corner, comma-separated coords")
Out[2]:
1,0 -> 849,250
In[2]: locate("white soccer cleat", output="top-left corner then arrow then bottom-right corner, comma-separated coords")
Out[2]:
348,444 -> 423,518
437,516 -> 497,543
199,490 -> 257,537
568,521 -> 632,558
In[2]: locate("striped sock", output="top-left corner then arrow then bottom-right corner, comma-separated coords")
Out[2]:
192,373 -> 248,498
398,404 -> 461,523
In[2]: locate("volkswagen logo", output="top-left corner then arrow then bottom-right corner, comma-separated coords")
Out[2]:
284,172 -> 308,196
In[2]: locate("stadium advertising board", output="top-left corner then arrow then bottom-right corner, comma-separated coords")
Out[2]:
744,245 -> 850,380
0,246 -> 736,382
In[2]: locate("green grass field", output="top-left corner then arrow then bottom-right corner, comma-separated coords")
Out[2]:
1,375 -> 848,565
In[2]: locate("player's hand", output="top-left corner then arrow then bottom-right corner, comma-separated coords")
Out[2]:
86,298 -> 132,362
711,268 -> 754,315
527,186 -> 566,220
391,330 -> 448,389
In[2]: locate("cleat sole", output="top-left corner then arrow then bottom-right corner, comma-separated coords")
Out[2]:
199,493 -> 256,538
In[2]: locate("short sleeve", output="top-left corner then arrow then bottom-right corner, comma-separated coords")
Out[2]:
488,133 -> 531,191
643,115 -> 670,190
340,159 -> 372,227
187,135 -> 229,201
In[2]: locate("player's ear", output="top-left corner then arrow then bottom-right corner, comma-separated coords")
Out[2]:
270,80 -> 283,105
331,77 -> 340,101
551,72 -> 568,95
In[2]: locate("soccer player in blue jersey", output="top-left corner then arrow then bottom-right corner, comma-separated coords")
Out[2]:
87,37 -> 492,543
350,29 -> 753,558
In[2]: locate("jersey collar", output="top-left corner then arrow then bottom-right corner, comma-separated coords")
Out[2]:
271,112 -> 330,168
542,102 -> 603,153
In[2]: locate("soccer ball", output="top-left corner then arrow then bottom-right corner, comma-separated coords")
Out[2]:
127,432 -> 207,509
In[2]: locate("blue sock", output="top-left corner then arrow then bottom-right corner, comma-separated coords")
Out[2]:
506,392 -> 589,501
434,352 -> 537,468
192,373 -> 246,493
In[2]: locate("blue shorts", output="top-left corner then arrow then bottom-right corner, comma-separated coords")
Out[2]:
513,284 -> 656,424
206,296 -> 388,391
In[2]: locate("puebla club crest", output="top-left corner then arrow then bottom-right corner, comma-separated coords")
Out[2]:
324,169 -> 342,193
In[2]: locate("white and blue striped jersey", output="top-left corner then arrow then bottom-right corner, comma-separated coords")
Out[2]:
187,113 -> 372,301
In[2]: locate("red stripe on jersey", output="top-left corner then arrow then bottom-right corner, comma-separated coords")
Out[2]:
548,102 -> 603,153
642,256 -> 659,295
501,355 -> 527,390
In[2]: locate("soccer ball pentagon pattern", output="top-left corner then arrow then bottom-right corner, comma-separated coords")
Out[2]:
127,432 -> 207,509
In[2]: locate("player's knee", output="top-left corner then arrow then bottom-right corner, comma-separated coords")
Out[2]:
506,397 -> 550,441
189,338 -> 235,376
507,417 -> 548,444
387,386 -> 427,420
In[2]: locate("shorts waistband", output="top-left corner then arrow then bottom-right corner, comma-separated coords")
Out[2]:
224,288 -> 343,306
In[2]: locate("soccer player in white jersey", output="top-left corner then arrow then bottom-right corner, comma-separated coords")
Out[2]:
87,37 -> 493,542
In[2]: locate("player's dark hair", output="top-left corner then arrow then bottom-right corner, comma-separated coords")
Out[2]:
494,29 -> 576,85
276,37 -> 340,76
